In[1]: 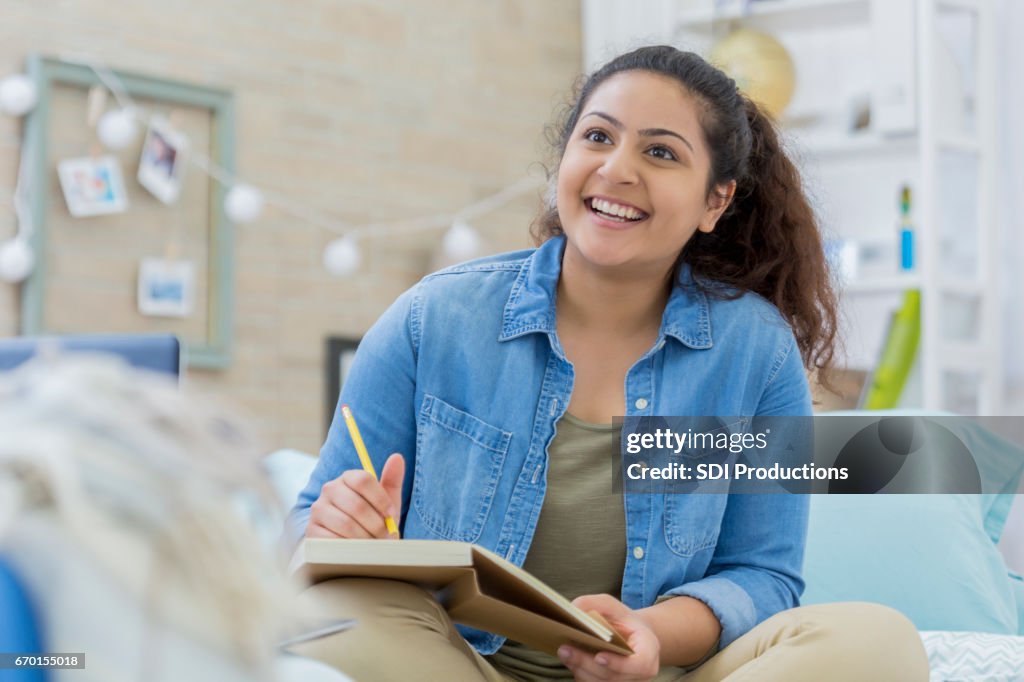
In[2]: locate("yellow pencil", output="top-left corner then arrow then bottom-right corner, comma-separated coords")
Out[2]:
340,404 -> 400,537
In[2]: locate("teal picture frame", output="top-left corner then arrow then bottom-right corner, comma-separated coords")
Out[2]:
19,55 -> 236,369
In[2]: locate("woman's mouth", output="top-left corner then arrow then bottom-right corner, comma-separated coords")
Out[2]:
585,197 -> 649,223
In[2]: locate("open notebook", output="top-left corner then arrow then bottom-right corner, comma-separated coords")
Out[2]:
291,538 -> 633,656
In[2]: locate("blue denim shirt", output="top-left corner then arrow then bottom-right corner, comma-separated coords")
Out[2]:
288,235 -> 811,654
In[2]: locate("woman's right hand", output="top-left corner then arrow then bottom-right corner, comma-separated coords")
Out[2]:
305,453 -> 405,539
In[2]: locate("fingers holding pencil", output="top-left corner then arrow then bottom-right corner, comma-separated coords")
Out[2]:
307,453 -> 405,539
340,404 -> 401,537
306,404 -> 404,540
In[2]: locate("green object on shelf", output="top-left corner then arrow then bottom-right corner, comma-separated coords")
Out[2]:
862,289 -> 921,410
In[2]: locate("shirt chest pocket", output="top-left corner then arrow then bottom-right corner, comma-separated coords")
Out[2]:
663,493 -> 727,557
412,395 -> 512,543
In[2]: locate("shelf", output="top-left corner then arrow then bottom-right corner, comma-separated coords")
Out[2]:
841,274 -> 921,294
935,0 -> 983,12
937,342 -> 986,372
841,275 -> 986,297
937,133 -> 981,154
938,278 -> 984,297
676,0 -> 868,29
786,131 -> 918,158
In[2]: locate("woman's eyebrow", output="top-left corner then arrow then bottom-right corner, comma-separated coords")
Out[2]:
582,111 -> 694,153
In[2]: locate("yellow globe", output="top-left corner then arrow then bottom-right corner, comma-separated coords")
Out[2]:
709,28 -> 796,118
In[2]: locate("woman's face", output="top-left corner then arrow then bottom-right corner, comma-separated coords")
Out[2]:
556,70 -> 733,278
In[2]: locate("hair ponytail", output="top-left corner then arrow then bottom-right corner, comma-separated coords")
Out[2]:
684,98 -> 839,382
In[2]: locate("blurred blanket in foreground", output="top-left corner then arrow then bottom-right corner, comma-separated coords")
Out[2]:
0,353 -> 318,682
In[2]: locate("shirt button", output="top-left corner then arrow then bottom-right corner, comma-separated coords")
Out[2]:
634,398 -> 649,410
633,546 -> 645,560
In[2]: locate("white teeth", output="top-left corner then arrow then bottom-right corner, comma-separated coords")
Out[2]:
591,198 -> 644,220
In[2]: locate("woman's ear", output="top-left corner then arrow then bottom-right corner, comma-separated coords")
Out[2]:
699,180 -> 737,234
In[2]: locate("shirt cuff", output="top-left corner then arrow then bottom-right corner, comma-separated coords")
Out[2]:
665,575 -> 757,650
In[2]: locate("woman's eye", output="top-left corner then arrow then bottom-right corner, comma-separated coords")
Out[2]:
647,145 -> 677,161
584,129 -> 611,144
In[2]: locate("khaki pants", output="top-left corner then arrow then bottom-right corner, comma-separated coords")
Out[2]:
290,579 -> 929,682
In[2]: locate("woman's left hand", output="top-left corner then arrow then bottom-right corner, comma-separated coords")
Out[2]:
558,593 -> 661,681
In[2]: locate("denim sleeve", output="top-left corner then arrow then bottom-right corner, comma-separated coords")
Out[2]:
664,336 -> 811,650
284,286 -> 421,549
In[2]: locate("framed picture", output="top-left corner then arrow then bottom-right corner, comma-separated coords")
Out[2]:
56,155 -> 129,217
137,258 -> 195,318
137,117 -> 188,204
325,336 -> 361,435
20,55 -> 236,369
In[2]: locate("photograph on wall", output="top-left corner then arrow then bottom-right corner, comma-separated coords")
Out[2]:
325,336 -> 361,434
56,155 -> 129,217
137,117 -> 188,204
137,257 -> 195,318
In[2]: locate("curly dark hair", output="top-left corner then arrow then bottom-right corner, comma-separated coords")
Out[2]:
532,45 -> 839,384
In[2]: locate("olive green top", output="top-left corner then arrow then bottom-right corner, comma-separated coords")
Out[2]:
487,413 -> 625,681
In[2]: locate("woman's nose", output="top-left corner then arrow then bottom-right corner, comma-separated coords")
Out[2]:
597,147 -> 639,185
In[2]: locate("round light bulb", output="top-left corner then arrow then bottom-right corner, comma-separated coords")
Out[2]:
323,236 -> 361,277
442,220 -> 481,262
0,75 -> 37,117
96,108 -> 138,150
0,239 -> 34,283
224,184 -> 265,223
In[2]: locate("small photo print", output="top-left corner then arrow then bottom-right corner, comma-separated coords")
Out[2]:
57,155 -> 129,217
137,258 -> 195,318
137,117 -> 188,204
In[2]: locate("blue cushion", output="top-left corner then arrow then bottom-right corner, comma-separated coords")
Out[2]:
802,413 -> 1024,634
0,557 -> 46,681
802,495 -> 1019,633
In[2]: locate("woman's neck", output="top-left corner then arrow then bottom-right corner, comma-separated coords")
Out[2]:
556,253 -> 672,336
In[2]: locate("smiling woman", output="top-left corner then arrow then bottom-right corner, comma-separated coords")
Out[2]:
285,46 -> 928,682
536,49 -> 837,391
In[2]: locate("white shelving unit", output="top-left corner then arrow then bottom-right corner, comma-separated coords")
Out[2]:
842,274 -> 922,295
581,0 -> 1001,414
675,0 -> 868,26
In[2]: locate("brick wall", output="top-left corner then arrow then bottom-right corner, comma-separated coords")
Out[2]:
0,0 -> 582,454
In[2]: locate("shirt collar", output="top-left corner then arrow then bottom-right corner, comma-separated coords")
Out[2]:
500,235 -> 713,350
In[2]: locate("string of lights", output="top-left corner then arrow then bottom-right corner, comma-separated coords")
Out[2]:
0,61 -> 545,282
